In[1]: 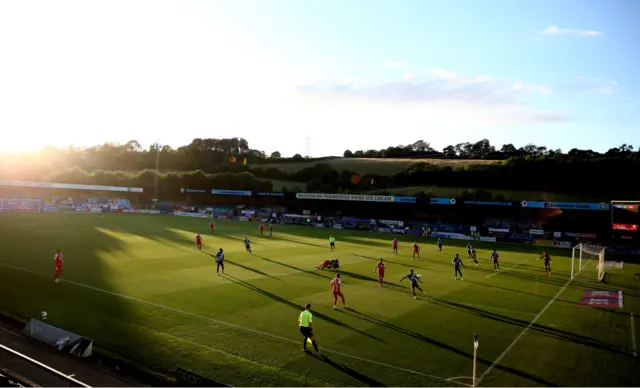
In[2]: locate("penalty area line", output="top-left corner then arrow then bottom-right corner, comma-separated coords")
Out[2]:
0,263 -> 461,386
476,259 -> 592,386
486,259 -> 528,279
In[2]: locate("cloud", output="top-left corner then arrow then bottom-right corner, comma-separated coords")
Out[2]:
537,25 -> 604,37
562,77 -> 618,95
299,68 -> 552,106
296,69 -> 570,134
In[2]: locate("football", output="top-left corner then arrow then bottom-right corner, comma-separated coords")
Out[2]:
416,274 -> 422,278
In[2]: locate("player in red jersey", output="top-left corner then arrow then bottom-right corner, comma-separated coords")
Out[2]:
316,259 -> 331,269
209,220 -> 215,233
259,223 -> 264,235
392,238 -> 399,255
53,249 -> 63,283
196,233 -> 203,250
412,242 -> 420,260
374,258 -> 386,287
330,273 -> 346,309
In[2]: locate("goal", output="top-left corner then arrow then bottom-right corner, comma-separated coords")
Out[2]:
571,243 -> 606,282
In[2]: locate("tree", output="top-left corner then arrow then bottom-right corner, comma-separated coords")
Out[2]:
442,145 -> 456,157
343,149 -> 353,158
410,140 -> 434,153
270,151 -> 282,158
500,143 -> 517,157
292,154 -> 304,161
470,139 -> 495,159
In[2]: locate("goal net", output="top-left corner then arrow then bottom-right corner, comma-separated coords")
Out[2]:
571,243 -> 606,282
0,197 -> 42,212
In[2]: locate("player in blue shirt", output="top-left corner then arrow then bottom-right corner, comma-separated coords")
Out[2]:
466,243 -> 474,259
244,237 -> 252,254
400,269 -> 424,299
491,250 -> 500,272
437,238 -> 443,252
268,223 -> 273,237
452,254 -> 465,280
215,248 -> 225,275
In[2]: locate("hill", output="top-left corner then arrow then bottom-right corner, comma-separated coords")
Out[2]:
258,157 -> 498,176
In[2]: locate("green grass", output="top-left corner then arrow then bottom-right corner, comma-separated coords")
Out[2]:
0,213 -> 638,386
258,157 -> 497,176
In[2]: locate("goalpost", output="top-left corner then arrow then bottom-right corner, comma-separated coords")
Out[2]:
571,243 -> 606,282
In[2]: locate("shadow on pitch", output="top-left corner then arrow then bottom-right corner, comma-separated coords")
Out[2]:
347,252 -> 421,270
311,353 -> 386,387
257,255 -> 333,279
342,309 -> 558,387
204,253 -> 281,281
464,280 -> 574,304
269,235 -> 327,249
222,274 -> 386,344
337,270 -> 409,294
430,298 -> 633,357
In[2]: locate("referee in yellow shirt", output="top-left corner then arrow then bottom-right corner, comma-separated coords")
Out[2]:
298,303 -> 321,354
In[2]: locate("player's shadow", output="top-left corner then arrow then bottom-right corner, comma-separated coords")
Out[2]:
311,353 -> 386,387
222,274 -> 386,344
204,253 -> 281,281
256,255 -> 333,279
430,299 -> 632,357
347,253 -> 421,269
270,235 -> 326,249
464,280 -> 574,304
337,270 -> 408,294
342,309 -> 557,387
339,236 -> 391,249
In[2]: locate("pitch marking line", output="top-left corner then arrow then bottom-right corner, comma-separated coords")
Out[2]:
445,376 -> 473,386
486,259 -> 528,279
631,313 -> 637,357
476,259 -> 592,386
0,263 -> 463,386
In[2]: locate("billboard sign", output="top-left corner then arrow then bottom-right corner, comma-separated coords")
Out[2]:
296,193 -> 395,202
211,189 -> 252,196
521,201 -> 609,211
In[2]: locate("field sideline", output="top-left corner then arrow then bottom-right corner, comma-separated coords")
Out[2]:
0,213 -> 638,386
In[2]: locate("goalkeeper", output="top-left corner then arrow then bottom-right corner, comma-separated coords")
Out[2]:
537,252 -> 552,275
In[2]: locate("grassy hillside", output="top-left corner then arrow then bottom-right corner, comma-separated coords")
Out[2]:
258,157 -> 498,176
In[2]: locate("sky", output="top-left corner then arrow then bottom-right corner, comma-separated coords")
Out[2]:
0,0 -> 638,157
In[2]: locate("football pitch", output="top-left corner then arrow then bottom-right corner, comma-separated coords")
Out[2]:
0,213 -> 638,387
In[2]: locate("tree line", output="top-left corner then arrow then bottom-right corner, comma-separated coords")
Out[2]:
343,139 -> 636,160
1,137 -> 638,201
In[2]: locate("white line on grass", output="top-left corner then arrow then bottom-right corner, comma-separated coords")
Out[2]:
475,259 -> 592,386
0,263 -> 462,386
631,313 -> 637,357
445,376 -> 473,386
486,259 -> 528,279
